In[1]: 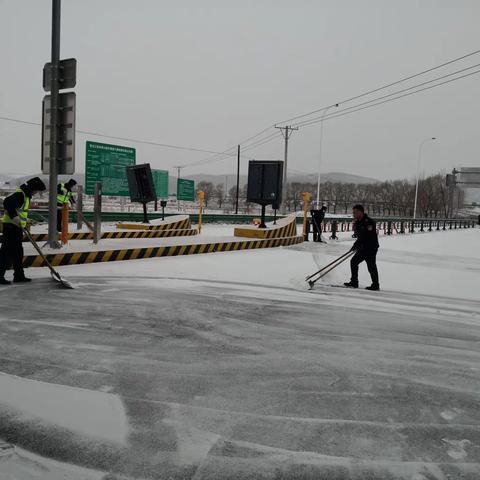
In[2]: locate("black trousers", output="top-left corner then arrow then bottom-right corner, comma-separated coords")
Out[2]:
57,205 -> 63,232
312,220 -> 323,242
350,248 -> 379,286
0,223 -> 25,279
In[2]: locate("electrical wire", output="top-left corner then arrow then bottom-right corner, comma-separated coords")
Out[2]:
298,67 -> 480,128
275,48 -> 480,126
291,62 -> 480,128
0,116 -> 239,157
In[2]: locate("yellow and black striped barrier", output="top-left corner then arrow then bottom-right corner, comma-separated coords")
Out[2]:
234,213 -> 297,239
116,215 -> 191,231
27,228 -> 198,242
22,235 -> 304,268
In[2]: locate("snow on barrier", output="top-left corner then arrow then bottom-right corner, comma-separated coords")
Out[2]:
21,235 -> 304,268
27,229 -> 198,242
116,214 -> 191,231
233,213 -> 297,239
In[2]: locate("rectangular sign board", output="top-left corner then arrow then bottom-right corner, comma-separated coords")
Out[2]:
152,169 -> 169,198
43,58 -> 77,91
126,164 -> 157,203
42,92 -> 76,175
177,178 -> 195,202
85,141 -> 136,196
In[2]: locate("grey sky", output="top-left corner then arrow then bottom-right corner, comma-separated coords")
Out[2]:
1,0 -> 480,180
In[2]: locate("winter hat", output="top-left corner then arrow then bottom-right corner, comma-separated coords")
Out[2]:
26,177 -> 46,191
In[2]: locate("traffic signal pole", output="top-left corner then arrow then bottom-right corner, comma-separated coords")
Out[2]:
48,0 -> 61,248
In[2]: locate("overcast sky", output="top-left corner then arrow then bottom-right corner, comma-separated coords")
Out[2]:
1,0 -> 480,181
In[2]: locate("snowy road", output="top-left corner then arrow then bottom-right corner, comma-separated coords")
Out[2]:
0,228 -> 479,479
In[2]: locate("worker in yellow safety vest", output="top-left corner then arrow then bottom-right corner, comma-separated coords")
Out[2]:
56,178 -> 77,232
0,177 -> 46,285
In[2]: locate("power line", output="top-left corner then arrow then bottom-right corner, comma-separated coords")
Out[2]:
291,62 -> 480,128
275,48 -> 480,126
0,115 -> 239,157
189,49 -> 480,167
298,67 -> 480,128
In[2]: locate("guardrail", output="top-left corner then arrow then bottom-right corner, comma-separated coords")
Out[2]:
319,218 -> 476,240
24,209 -> 478,230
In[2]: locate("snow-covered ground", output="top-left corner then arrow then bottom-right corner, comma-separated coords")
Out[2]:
0,227 -> 479,479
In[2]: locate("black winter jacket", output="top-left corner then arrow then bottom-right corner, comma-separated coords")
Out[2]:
352,214 -> 379,252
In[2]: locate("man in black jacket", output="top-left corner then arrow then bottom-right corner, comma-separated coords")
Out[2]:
344,204 -> 380,291
0,177 -> 46,285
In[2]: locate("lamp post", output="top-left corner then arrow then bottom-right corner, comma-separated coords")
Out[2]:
315,103 -> 339,207
413,137 -> 436,219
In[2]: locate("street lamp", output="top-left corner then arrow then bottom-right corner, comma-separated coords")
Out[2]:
316,103 -> 339,207
413,137 -> 436,219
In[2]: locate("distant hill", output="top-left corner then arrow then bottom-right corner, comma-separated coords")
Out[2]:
11,173 -> 85,188
7,170 -> 379,191
184,171 -> 379,187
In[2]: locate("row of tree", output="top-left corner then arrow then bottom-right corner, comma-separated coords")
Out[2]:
197,173 -> 462,217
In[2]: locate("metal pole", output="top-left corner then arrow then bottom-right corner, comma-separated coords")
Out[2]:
48,0 -> 61,248
282,126 -> 289,215
275,125 -> 298,215
76,184 -> 83,230
316,104 -> 338,207
413,137 -> 435,220
93,182 -> 102,244
175,166 -> 182,212
235,144 -> 240,214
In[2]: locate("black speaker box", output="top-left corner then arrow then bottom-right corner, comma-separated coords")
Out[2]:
247,160 -> 283,206
126,163 -> 157,203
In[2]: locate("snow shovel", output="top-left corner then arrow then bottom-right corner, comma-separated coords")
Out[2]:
307,250 -> 355,289
305,249 -> 353,281
23,229 -> 74,289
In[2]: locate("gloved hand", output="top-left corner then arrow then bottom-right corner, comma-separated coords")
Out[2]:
350,243 -> 362,252
11,216 -> 22,227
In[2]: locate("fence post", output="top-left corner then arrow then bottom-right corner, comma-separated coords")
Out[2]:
436,220 -> 440,231
443,220 -> 446,230
198,191 -> 204,234
420,221 -> 424,232
76,185 -> 83,231
387,221 -> 392,235
428,221 -> 432,232
400,221 -> 405,234
93,182 -> 102,244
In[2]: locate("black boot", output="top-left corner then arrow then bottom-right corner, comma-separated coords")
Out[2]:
0,278 -> 11,285
13,276 -> 32,283
366,284 -> 380,291
344,281 -> 358,288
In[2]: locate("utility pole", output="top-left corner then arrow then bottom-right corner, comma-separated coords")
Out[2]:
235,144 -> 240,214
48,0 -> 61,248
174,165 -> 183,211
275,125 -> 298,214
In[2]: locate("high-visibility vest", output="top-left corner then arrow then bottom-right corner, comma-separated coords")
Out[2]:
57,183 -> 72,205
1,188 -> 30,228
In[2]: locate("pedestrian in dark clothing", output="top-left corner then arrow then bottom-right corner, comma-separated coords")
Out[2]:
0,177 -> 46,284
344,204 -> 380,291
310,205 -> 327,242
57,178 -> 76,232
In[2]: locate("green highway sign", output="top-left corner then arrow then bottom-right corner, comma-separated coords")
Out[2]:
177,178 -> 195,202
85,141 -> 136,196
152,169 -> 169,198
